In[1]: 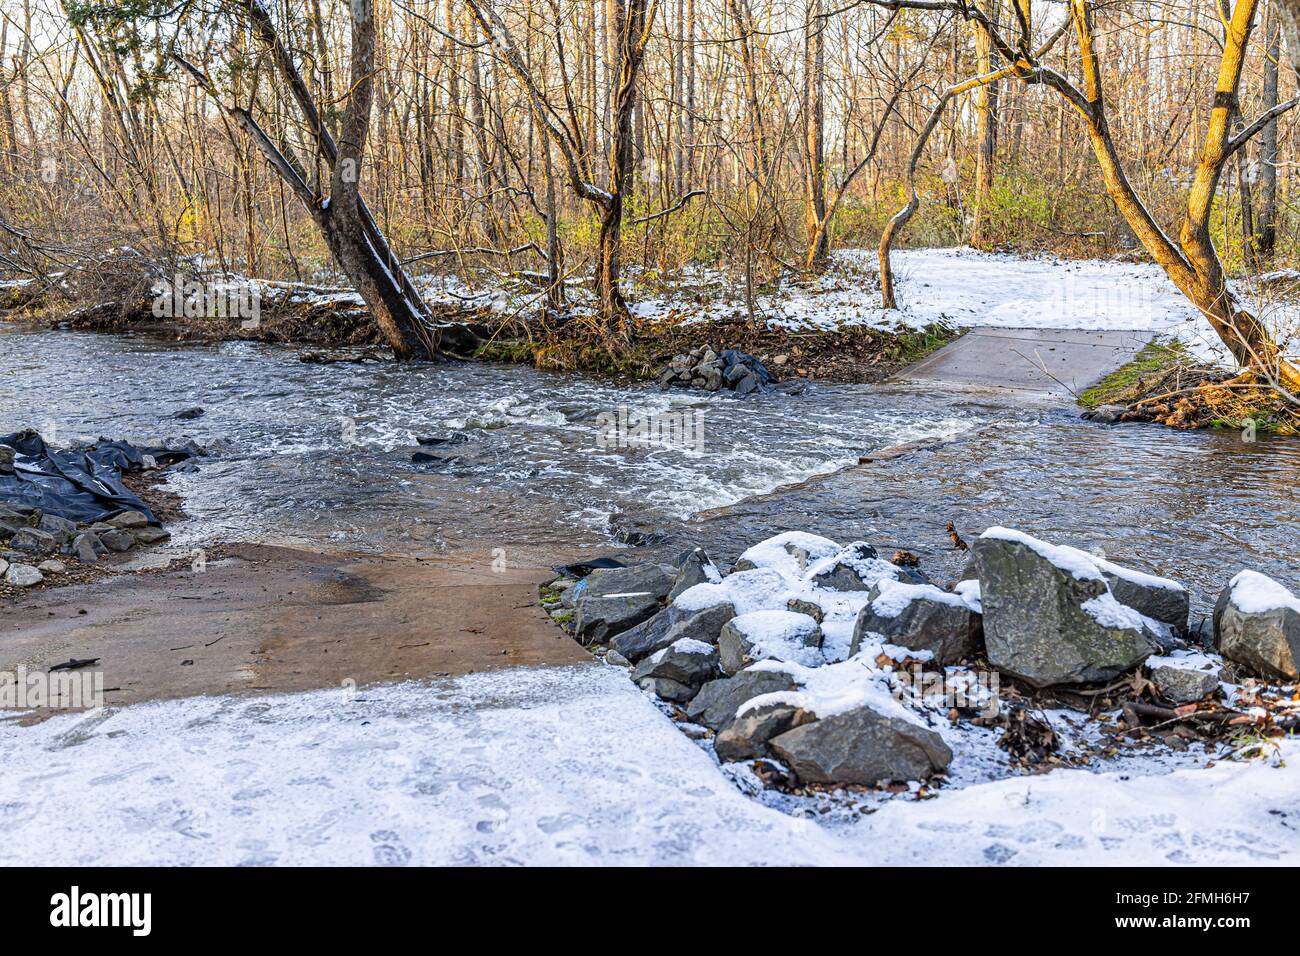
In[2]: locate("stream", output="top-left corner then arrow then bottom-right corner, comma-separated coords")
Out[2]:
3,327 -> 1298,612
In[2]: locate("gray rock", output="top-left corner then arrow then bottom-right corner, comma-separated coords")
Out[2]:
768,706 -> 953,785
717,612 -> 822,675
734,373 -> 759,396
714,703 -> 815,762
37,514 -> 77,538
1149,664 -> 1220,704
571,564 -> 676,644
810,542 -> 886,591
36,559 -> 65,574
107,510 -> 149,530
630,640 -> 720,691
0,444 -> 13,473
611,601 -> 735,663
9,527 -> 56,555
687,668 -> 800,731
605,649 -> 631,667
637,677 -> 697,702
1213,572 -> 1300,680
0,558 -> 7,576
573,591 -> 662,644
972,536 -> 1156,688
850,581 -> 981,666
0,508 -> 29,535
99,529 -> 136,553
1084,404 -> 1127,424
668,547 -> 716,602
133,526 -> 171,545
4,563 -> 43,587
1100,566 -> 1189,632
70,533 -> 101,563
786,598 -> 825,623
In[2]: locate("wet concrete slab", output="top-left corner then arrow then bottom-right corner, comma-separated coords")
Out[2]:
895,328 -> 1152,395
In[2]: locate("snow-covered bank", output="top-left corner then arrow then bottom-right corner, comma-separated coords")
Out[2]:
630,247 -> 1244,363
1,665 -> 1294,866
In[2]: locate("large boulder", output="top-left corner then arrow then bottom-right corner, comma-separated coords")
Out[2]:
686,668 -> 800,731
714,703 -> 815,762
611,601 -> 735,663
630,638 -> 720,698
717,610 -> 822,674
572,564 -> 676,644
768,706 -> 953,785
1213,570 -> 1300,680
972,529 -> 1157,687
850,579 -> 981,665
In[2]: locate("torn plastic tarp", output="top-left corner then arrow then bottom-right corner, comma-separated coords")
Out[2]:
0,430 -> 195,525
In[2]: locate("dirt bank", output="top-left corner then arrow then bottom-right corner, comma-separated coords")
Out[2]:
0,542 -> 591,720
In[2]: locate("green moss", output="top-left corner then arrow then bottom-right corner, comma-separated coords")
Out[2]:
1078,340 -> 1187,409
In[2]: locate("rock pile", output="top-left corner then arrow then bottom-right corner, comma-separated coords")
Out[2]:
547,525 -> 1297,793
0,503 -> 169,588
657,346 -> 771,395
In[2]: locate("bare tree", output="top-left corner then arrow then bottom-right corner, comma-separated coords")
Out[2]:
877,0 -> 1300,393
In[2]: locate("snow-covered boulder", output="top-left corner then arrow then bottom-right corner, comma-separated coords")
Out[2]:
1213,570 -> 1300,680
1147,652 -> 1223,703
686,668 -> 800,731
850,578 -> 981,665
972,528 -> 1158,687
717,610 -> 823,674
768,706 -> 952,785
807,542 -> 900,592
630,639 -> 720,701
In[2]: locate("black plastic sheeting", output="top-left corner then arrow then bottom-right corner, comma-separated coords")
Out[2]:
0,430 -> 197,525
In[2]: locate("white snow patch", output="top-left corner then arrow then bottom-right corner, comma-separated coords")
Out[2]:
1148,650 -> 1224,674
0,666 -> 1296,865
870,578 -> 970,618
980,527 -> 1106,582
668,638 -> 715,657
1229,570 -> 1300,615
725,610 -> 823,668
1081,593 -> 1152,632
740,655 -> 925,727
954,579 -> 982,612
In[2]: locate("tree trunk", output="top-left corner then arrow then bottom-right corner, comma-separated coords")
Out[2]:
803,0 -> 829,270
1253,6 -> 1281,266
971,0 -> 1002,248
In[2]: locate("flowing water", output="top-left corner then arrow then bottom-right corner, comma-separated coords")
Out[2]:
3,327 -> 1297,609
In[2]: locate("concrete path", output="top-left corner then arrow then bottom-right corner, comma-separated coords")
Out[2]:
895,327 -> 1151,396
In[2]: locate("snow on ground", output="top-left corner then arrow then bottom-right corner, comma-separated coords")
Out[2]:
1,664 -> 1296,866
628,247 -> 1246,363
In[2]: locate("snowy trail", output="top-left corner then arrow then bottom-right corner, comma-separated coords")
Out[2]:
2,664 -> 1295,866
